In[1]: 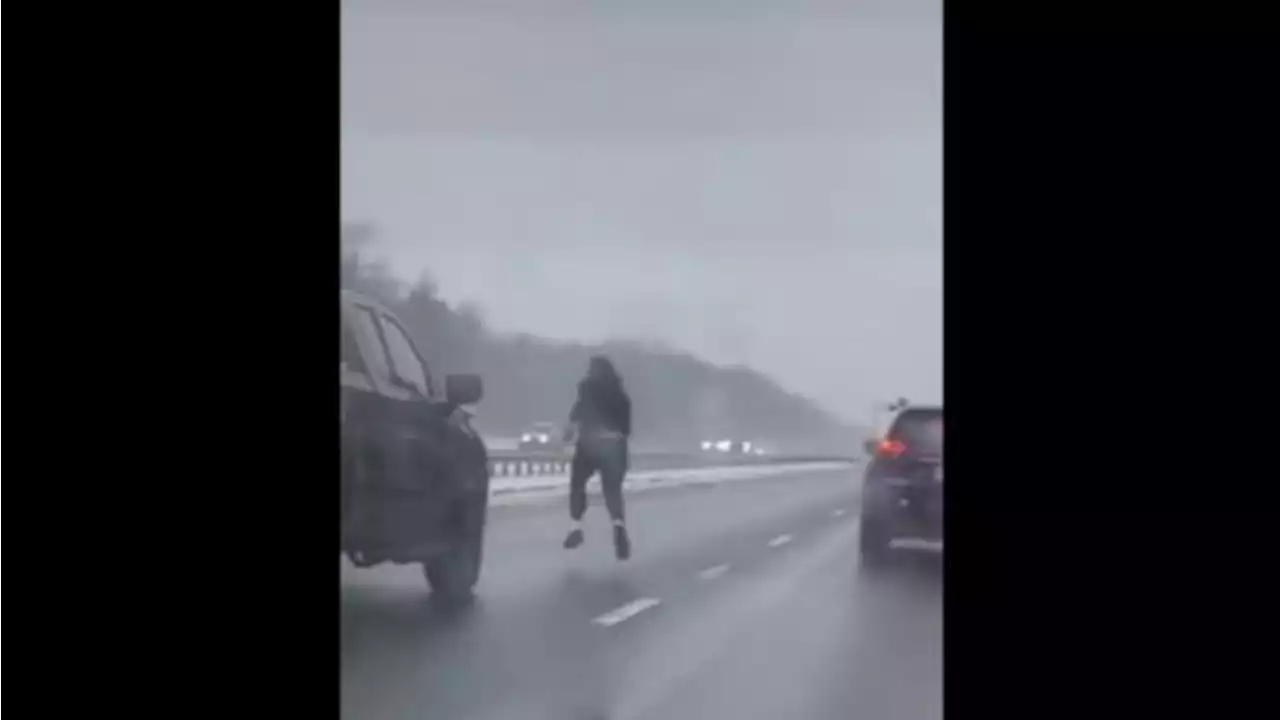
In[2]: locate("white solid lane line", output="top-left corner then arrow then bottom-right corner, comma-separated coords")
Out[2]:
592,598 -> 662,627
698,564 -> 731,580
767,534 -> 793,548
890,538 -> 944,552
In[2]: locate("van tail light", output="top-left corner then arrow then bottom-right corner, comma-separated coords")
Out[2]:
877,439 -> 907,458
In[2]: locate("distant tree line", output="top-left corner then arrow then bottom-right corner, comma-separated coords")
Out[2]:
341,225 -> 858,453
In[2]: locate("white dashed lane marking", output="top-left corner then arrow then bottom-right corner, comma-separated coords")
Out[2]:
832,508 -> 847,517
592,598 -> 662,627
767,534 -> 793,548
698,564 -> 730,580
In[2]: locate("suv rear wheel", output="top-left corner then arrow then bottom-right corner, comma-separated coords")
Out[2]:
858,516 -> 892,569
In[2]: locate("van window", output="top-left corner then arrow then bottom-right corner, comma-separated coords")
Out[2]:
341,317 -> 366,374
352,308 -> 392,386
379,315 -> 433,396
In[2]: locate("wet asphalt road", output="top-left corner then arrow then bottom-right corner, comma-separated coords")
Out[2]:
341,468 -> 942,720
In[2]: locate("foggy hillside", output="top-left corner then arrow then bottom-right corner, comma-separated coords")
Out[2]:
342,230 -> 860,453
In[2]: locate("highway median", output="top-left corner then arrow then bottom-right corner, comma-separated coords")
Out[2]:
488,457 -> 859,505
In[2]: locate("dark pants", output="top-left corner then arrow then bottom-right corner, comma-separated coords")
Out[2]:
569,434 -> 629,522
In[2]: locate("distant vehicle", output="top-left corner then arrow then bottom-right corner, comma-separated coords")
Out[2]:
858,405 -> 943,567
518,421 -> 565,453
699,439 -> 765,456
341,290 -> 490,602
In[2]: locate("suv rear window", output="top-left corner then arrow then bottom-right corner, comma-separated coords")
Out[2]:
888,408 -> 943,455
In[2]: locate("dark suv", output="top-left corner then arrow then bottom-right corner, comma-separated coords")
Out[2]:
858,406 -> 943,567
341,290 -> 491,601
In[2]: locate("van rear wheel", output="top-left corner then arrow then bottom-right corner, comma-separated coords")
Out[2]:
425,538 -> 481,603
425,491 -> 487,603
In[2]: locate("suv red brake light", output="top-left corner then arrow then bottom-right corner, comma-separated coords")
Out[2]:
877,439 -> 907,458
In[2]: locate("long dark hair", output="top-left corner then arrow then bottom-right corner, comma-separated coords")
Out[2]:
587,355 -> 622,386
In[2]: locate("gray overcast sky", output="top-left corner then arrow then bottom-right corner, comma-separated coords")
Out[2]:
341,0 -> 941,423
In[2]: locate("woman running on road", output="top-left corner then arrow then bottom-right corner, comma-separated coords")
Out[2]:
561,355 -> 633,560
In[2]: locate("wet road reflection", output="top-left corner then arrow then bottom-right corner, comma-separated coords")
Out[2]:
341,470 -> 941,720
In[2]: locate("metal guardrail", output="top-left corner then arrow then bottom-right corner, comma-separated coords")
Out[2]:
486,450 -> 857,478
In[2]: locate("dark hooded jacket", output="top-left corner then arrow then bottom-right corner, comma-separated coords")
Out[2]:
570,366 -> 632,438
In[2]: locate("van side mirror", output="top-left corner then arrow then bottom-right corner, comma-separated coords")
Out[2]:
445,373 -> 483,405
